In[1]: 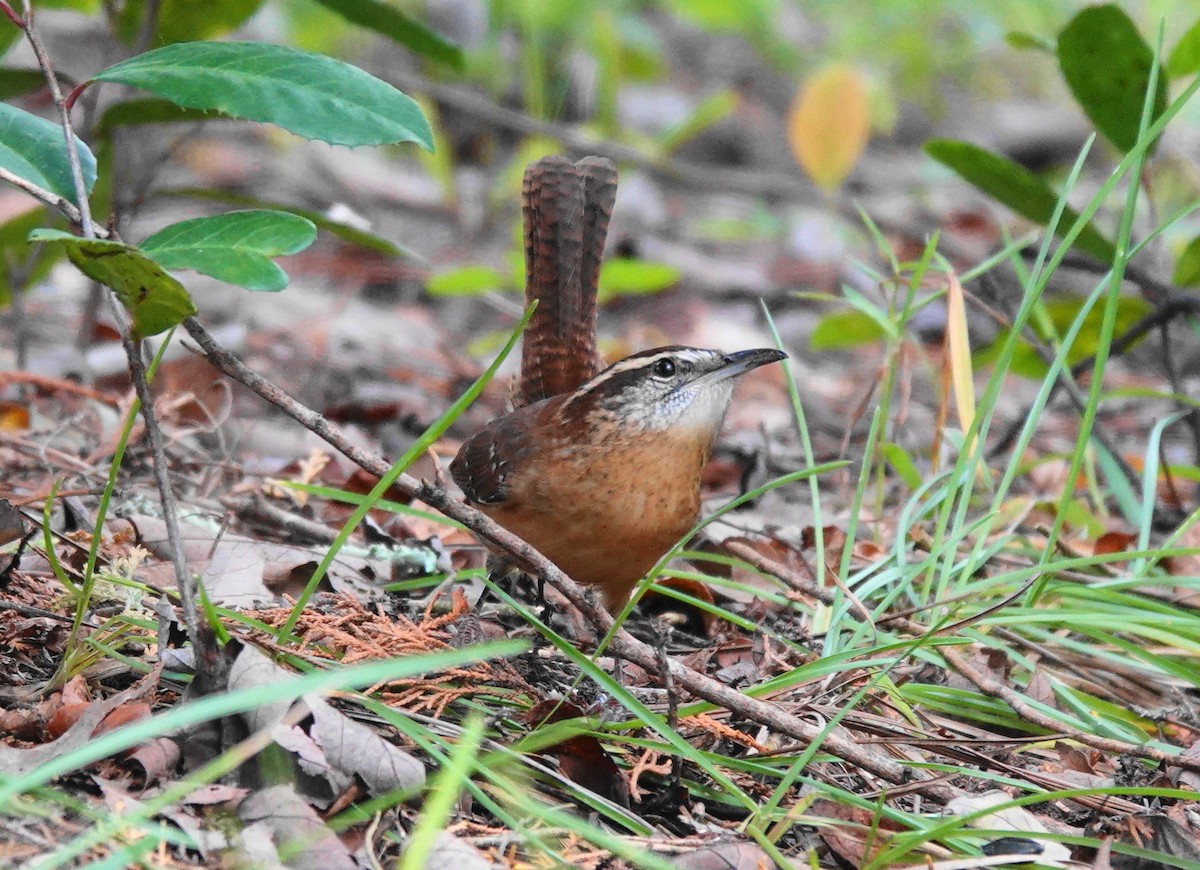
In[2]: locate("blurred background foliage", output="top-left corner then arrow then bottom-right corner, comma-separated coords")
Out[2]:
6,0 -> 1200,357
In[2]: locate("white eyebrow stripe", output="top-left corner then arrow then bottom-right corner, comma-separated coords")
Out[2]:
561,347 -> 728,416
581,350 -> 676,384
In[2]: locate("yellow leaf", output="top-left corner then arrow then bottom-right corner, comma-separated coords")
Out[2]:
945,271 -> 976,451
0,401 -> 29,431
787,64 -> 870,191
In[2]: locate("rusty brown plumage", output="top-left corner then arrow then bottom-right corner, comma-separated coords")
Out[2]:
516,156 -> 617,408
453,156 -> 786,611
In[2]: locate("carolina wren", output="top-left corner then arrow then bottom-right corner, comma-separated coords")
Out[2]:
451,156 -> 786,609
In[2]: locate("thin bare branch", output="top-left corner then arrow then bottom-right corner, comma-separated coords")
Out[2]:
179,314 -> 960,800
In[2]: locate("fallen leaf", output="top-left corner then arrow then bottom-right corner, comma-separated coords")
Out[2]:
238,784 -> 356,870
668,839 -> 773,869
406,831 -> 493,870
0,401 -> 29,430
525,699 -> 628,807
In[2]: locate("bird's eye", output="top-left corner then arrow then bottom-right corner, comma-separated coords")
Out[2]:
652,358 -> 676,378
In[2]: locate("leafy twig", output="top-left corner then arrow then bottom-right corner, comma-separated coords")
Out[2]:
18,2 -> 93,238
10,3 -> 204,652
0,166 -> 104,233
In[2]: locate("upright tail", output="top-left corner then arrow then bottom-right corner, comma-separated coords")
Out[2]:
517,155 -> 618,407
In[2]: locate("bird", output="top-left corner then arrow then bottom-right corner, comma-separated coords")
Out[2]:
450,156 -> 786,610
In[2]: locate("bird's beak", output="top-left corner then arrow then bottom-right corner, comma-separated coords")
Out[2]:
698,347 -> 788,386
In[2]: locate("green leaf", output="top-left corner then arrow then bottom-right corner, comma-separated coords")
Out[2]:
1174,236 -> 1200,286
925,139 -> 1117,263
117,0 -> 265,45
139,210 -> 317,292
426,265 -> 507,297
29,229 -> 197,337
988,293 -> 1154,379
0,207 -> 63,306
657,89 -> 738,153
164,186 -> 412,258
310,0 -> 463,70
841,285 -> 898,340
0,27 -> 18,60
87,41 -> 433,149
0,102 -> 97,205
1004,31 -> 1054,53
1167,17 -> 1200,78
0,69 -> 74,100
1057,4 -> 1166,154
95,98 -> 233,137
1041,294 -> 1152,355
596,258 -> 680,302
882,442 -> 922,489
810,309 -> 888,350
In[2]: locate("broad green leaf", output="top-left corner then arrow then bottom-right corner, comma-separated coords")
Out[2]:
29,229 -> 197,337
310,0 -> 463,70
0,27 -> 17,59
839,285 -> 898,341
117,0 -> 264,45
165,186 -> 412,258
1168,17 -> 1200,78
1040,294 -> 1152,354
985,294 -> 1153,379
0,102 -> 96,205
1004,31 -> 1054,53
87,41 -> 433,149
787,63 -> 870,191
809,309 -> 887,350
426,265 -> 507,297
1057,5 -> 1166,154
139,210 -> 317,292
0,207 -> 63,306
38,0 -> 101,10
96,98 -> 233,136
925,139 -> 1117,263
0,69 -> 74,100
597,258 -> 680,301
280,0 -> 350,54
1173,236 -> 1200,286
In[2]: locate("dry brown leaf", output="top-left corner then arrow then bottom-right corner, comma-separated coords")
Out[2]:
229,644 -> 426,797
124,736 -> 181,785
667,839 -> 773,869
524,699 -> 628,807
409,831 -> 493,870
0,401 -> 30,431
641,575 -> 716,636
945,271 -> 975,450
1094,530 -> 1136,558
0,671 -> 159,776
810,798 -> 897,866
238,784 -> 356,870
92,702 -> 152,738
